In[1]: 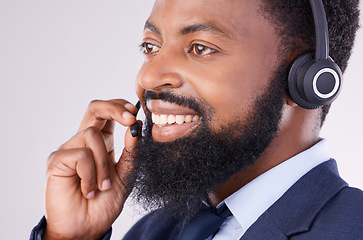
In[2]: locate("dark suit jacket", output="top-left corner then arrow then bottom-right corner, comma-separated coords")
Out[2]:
30,159 -> 363,239
123,159 -> 363,239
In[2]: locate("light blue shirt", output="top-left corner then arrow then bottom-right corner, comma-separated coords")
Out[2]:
212,139 -> 330,240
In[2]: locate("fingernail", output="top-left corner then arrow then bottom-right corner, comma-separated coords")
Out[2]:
102,179 -> 112,190
87,191 -> 95,199
125,103 -> 135,110
123,111 -> 134,119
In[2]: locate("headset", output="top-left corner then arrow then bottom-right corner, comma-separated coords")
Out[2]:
288,0 -> 342,109
131,101 -> 141,137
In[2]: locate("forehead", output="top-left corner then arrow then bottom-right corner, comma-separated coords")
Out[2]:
148,0 -> 266,38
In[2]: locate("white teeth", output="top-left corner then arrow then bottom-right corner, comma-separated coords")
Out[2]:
192,115 -> 200,122
151,113 -> 201,126
185,115 -> 192,123
175,115 -> 185,125
159,115 -> 168,125
168,115 -> 176,124
152,113 -> 158,124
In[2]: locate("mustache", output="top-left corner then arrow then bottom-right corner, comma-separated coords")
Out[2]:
143,91 -> 208,117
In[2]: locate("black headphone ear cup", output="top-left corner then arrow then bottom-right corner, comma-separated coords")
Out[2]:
288,51 -> 342,109
288,52 -> 319,109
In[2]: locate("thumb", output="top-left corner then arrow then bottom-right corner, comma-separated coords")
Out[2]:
115,120 -> 142,190
125,120 -> 143,150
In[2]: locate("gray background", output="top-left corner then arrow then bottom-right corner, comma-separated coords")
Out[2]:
0,1 -> 362,239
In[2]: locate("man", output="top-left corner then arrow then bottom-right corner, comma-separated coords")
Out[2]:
31,0 -> 362,239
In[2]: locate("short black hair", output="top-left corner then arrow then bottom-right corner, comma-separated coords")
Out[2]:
260,0 -> 360,126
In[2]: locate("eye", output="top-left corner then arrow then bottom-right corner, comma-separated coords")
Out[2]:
140,42 -> 160,55
189,44 -> 217,56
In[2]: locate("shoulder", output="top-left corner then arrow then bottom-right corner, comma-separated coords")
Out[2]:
331,186 -> 363,205
267,159 -> 363,239
318,186 -> 363,223
300,186 -> 363,239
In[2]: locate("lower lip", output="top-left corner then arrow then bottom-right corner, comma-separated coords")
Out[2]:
152,121 -> 201,142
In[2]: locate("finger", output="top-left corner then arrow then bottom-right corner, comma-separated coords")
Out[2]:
101,121 -> 115,153
125,120 -> 143,150
101,119 -> 115,136
61,126 -> 112,192
116,120 -> 143,191
79,99 -> 138,133
109,99 -> 139,115
47,148 -> 97,199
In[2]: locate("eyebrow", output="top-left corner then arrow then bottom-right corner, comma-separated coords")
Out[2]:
144,20 -> 231,39
144,20 -> 161,35
180,23 -> 229,37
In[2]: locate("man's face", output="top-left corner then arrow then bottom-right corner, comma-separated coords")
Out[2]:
130,0 -> 286,219
136,0 -> 282,142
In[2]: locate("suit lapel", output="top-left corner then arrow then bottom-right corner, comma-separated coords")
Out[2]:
240,159 -> 347,239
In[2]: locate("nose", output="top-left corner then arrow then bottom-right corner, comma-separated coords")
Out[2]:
137,48 -> 184,92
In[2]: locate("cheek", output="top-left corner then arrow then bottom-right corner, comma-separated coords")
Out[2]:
191,60 -> 273,126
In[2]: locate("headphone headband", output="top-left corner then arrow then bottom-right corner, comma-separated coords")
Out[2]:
310,0 -> 329,60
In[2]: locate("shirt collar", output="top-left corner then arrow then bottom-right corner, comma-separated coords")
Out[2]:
223,139 -> 330,234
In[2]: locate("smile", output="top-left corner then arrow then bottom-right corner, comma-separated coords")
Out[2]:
146,100 -> 202,142
152,113 -> 201,127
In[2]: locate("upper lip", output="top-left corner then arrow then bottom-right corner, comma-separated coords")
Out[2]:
146,99 -> 199,116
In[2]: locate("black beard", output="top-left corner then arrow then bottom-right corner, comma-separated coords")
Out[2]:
128,66 -> 286,220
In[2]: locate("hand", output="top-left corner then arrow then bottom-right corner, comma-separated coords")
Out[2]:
43,99 -> 141,240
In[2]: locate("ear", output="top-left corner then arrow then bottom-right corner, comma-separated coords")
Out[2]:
284,90 -> 298,107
